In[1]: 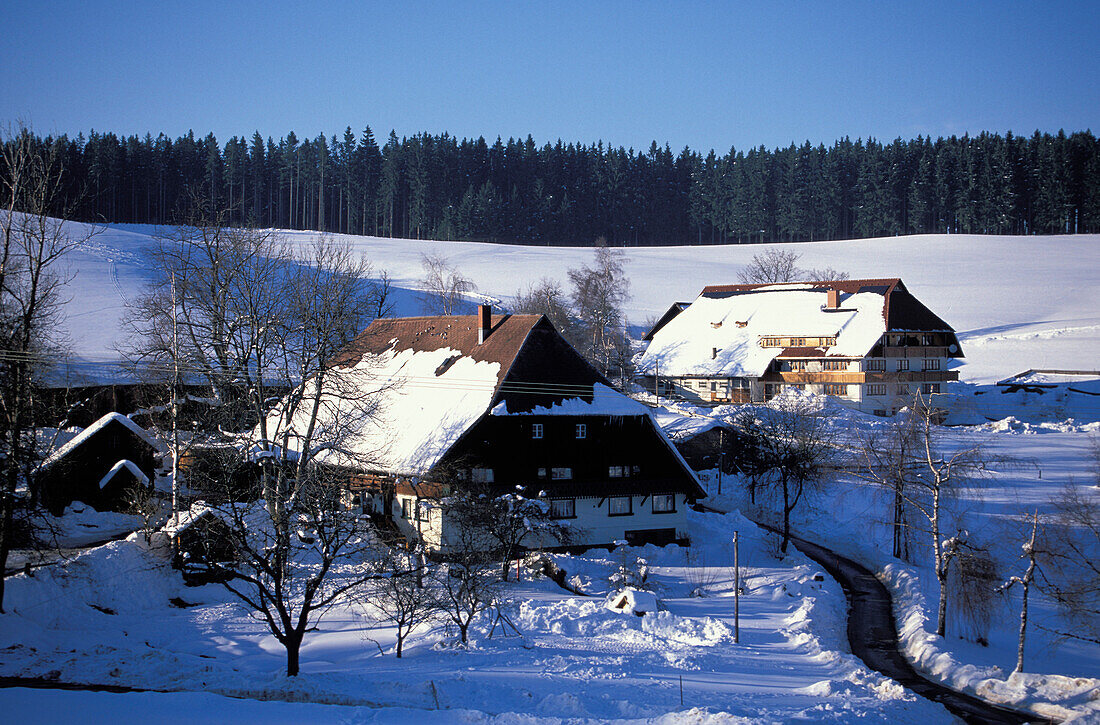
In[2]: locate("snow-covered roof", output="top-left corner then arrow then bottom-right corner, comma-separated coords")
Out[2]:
39,412 -> 160,470
637,279 -> 955,378
996,369 -> 1100,387
268,313 -> 544,477
97,459 -> 149,489
291,344 -> 503,475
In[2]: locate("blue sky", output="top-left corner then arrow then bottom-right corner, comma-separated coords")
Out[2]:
3,1 -> 1097,152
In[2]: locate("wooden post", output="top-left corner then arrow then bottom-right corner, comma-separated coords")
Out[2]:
734,530 -> 740,644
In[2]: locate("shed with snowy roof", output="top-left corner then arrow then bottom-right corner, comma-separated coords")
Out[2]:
272,305 -> 705,552
37,412 -> 159,515
637,279 -> 963,416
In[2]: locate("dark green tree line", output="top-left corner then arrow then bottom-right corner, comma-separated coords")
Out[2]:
5,127 -> 1098,245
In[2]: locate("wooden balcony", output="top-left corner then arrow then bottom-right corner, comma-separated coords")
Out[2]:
883,346 -> 948,358
768,370 -> 959,384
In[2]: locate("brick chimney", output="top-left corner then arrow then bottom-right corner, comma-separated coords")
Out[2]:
826,287 -> 840,310
478,304 -> 492,344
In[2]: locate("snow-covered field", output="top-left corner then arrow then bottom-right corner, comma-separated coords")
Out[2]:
0,509 -> 951,723
670,395 -> 1100,722
55,222 -> 1099,385
6,221 -> 1098,720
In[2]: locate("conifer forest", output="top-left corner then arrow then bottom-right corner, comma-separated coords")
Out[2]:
10,127 -> 1099,245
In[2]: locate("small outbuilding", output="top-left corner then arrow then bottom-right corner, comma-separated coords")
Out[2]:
37,412 -> 160,515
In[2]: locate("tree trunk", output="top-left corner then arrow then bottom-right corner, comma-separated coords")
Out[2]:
780,475 -> 791,554
285,630 -> 303,676
1015,579 -> 1029,674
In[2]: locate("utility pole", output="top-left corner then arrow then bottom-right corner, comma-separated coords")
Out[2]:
170,272 -> 180,528
733,530 -> 740,644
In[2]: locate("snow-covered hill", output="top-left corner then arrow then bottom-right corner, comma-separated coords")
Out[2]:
59,222 -> 1100,385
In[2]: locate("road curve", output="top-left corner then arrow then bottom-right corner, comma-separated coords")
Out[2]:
784,531 -> 1047,724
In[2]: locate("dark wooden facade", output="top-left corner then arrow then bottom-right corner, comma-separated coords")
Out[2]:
38,416 -> 158,515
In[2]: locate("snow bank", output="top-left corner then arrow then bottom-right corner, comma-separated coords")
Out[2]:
881,563 -> 1100,723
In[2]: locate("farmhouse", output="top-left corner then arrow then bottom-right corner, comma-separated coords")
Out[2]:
275,305 -> 704,552
37,412 -> 159,515
637,279 -> 963,415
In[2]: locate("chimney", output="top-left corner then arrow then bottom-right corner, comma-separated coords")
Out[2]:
712,347 -> 718,360
478,304 -> 492,344
826,287 -> 840,310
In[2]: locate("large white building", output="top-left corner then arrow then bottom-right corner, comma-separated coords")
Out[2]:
637,279 -> 963,415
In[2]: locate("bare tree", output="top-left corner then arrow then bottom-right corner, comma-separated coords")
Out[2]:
432,489 -> 508,645
128,206 -> 388,675
804,266 -> 850,282
512,276 -> 573,337
567,241 -> 631,378
737,249 -> 848,285
1037,483 -> 1100,646
0,126 -> 96,611
419,252 -> 475,315
358,550 -> 440,657
901,394 -> 996,637
733,394 -> 837,553
855,407 -> 923,561
737,249 -> 801,283
999,510 -> 1042,673
444,486 -> 572,581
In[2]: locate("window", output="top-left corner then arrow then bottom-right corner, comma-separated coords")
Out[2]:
549,498 -> 576,519
790,337 -> 806,347
608,496 -> 633,516
787,383 -> 804,391
922,383 -> 941,394
710,382 -> 717,391
575,423 -> 586,439
897,359 -> 909,371
537,467 -> 547,479
865,358 -> 886,371
823,359 -> 846,371
922,334 -> 934,346
824,383 -> 848,396
761,337 -> 781,347
532,423 -> 543,439
551,467 -> 572,480
697,380 -> 707,389
866,383 -> 887,396
789,360 -> 808,371
652,494 -> 676,514
471,467 -> 494,483
896,384 -> 911,395
922,358 -> 940,371
417,502 -> 431,522
824,336 -> 837,347
401,498 -> 413,519
608,465 -> 624,478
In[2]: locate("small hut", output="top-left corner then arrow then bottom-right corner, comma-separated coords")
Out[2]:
37,412 -> 159,515
162,507 -> 238,585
